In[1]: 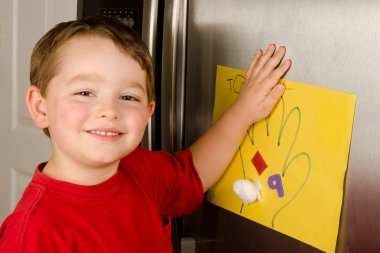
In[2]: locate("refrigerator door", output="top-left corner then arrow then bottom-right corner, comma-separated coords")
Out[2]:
183,0 -> 380,253
183,1 -> 318,252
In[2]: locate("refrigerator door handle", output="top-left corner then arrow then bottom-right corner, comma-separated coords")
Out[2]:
141,0 -> 159,150
162,0 -> 188,152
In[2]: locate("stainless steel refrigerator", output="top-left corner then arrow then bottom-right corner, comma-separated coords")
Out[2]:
79,0 -> 380,252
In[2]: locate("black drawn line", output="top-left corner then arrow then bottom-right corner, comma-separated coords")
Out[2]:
226,75 -> 245,93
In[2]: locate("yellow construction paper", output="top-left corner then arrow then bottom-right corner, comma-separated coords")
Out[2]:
208,65 -> 356,253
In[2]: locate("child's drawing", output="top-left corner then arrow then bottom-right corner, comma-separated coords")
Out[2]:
208,65 -> 356,253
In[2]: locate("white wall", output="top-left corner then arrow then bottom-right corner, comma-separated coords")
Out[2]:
0,0 -> 77,222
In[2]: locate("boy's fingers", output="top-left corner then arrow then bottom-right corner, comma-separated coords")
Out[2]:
246,49 -> 263,81
254,59 -> 291,99
263,46 -> 287,73
255,46 -> 287,83
266,59 -> 292,85
251,44 -> 277,78
244,45 -> 290,108
262,43 -> 277,60
257,60 -> 291,103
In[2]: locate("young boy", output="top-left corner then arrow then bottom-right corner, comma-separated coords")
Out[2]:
0,16 -> 290,252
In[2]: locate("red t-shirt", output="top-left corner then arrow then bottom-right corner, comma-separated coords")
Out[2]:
0,147 -> 204,253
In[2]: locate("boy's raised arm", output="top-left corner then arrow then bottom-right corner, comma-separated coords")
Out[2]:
189,44 -> 292,191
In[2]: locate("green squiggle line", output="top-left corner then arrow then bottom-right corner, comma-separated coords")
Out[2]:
278,107 -> 301,175
266,116 -> 270,136
246,124 -> 255,145
239,146 -> 246,179
271,100 -> 311,228
271,153 -> 311,228
277,97 -> 285,146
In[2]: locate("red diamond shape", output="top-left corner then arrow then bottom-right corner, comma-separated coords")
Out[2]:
252,151 -> 267,175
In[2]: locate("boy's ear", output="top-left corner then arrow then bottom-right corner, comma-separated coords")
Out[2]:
147,101 -> 155,119
25,85 -> 49,129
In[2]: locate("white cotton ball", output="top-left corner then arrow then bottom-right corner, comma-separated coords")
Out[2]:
233,179 -> 262,205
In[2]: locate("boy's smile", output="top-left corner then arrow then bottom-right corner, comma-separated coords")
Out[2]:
31,35 -> 155,185
87,130 -> 122,137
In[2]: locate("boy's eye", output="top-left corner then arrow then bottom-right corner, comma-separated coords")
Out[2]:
121,95 -> 139,101
76,91 -> 92,96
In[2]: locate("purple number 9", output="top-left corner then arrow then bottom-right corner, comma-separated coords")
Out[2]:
268,174 -> 284,198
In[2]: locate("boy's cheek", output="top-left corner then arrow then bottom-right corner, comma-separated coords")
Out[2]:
46,100 -> 87,128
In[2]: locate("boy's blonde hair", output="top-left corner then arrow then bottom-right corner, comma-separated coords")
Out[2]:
30,16 -> 155,136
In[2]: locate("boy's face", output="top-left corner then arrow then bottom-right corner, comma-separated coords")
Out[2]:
39,36 -> 155,169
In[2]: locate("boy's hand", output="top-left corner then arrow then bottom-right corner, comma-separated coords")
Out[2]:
232,44 -> 291,128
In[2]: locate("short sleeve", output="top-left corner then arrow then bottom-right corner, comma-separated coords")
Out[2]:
120,147 -> 204,218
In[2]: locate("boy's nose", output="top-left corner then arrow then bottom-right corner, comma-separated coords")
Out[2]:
100,112 -> 119,120
97,101 -> 120,120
